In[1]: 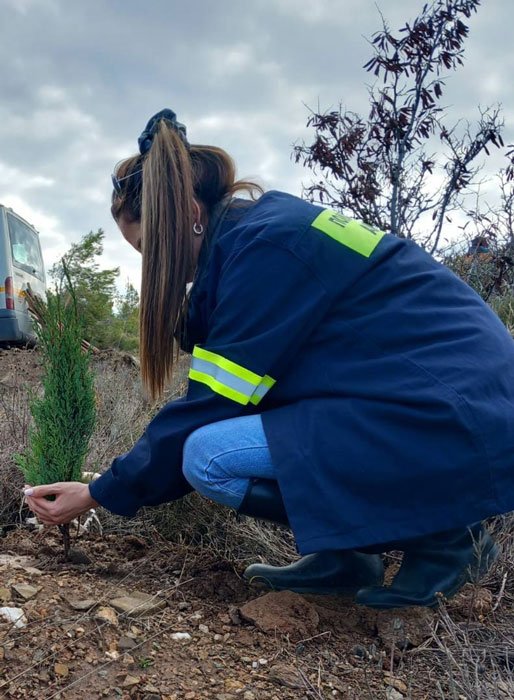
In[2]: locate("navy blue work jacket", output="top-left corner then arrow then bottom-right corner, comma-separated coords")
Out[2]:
90,191 -> 514,554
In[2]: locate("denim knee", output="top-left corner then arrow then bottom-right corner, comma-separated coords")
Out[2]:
182,425 -> 211,494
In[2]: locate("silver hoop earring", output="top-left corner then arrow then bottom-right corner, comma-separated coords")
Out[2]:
193,222 -> 204,236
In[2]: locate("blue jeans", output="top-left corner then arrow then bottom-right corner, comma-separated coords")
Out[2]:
182,414 -> 276,509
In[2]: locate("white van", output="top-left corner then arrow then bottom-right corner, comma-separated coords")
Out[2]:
0,205 -> 46,344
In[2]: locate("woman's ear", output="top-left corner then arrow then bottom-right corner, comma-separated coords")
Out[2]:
192,199 -> 201,224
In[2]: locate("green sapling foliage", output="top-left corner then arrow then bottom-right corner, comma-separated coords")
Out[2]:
16,277 -> 96,506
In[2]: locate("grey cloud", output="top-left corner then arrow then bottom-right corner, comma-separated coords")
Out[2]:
0,0 -> 512,290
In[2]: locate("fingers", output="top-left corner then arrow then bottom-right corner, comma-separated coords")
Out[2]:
23,482 -> 94,526
24,483 -> 65,499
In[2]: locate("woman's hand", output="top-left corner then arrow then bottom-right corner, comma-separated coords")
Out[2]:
23,482 -> 99,526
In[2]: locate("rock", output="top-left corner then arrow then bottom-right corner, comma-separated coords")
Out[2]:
244,693 -> 256,700
269,663 -> 304,689
239,591 -> 319,638
0,555 -> 42,575
12,583 -> 41,600
65,598 -> 98,611
384,674 -> 408,694
105,650 -> 120,660
54,663 -> 69,678
118,635 -> 137,651
228,605 -> 242,625
0,588 -> 11,603
95,606 -> 119,626
0,607 -> 28,628
225,679 -> 244,691
122,674 -> 140,687
376,609 -> 433,650
109,593 -> 166,617
198,624 -> 209,634
141,684 -> 160,694
171,632 -> 192,641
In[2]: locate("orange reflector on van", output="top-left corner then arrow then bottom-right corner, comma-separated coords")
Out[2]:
5,277 -> 15,310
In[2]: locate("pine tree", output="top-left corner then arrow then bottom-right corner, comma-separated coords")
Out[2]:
16,270 -> 96,558
50,230 -> 119,347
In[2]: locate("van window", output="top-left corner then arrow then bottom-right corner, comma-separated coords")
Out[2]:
7,213 -> 45,281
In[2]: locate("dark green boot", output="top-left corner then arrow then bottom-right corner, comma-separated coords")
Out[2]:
356,523 -> 498,609
238,478 -> 384,595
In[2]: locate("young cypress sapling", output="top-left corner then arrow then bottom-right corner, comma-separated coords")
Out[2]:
16,268 -> 96,558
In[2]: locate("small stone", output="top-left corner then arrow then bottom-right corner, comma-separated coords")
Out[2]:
109,594 -> 166,617
198,624 -> 209,634
225,679 -> 244,691
118,635 -> 137,651
228,605 -> 242,625
384,675 -> 408,694
66,598 -> 97,611
244,693 -> 256,700
0,607 -> 27,628
141,684 -> 160,694
12,583 -> 41,600
178,601 -> 190,610
258,658 -> 268,666
122,674 -> 140,687
0,588 -> 11,603
105,650 -> 120,661
214,634 -> 222,641
54,663 -> 69,677
269,663 -> 303,689
171,632 -> 192,641
95,606 -> 118,626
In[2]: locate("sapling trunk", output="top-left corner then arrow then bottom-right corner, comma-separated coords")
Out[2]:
16,266 -> 96,560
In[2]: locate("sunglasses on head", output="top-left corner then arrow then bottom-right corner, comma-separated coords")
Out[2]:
111,168 -> 143,195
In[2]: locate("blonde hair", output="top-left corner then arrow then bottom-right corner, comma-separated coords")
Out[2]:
112,122 -> 261,400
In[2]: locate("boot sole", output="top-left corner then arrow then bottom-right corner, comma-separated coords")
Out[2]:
245,574 -> 373,596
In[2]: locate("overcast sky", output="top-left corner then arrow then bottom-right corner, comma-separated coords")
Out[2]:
1,0 -> 513,291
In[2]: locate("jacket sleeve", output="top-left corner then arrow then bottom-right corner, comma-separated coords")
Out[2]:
89,239 -> 330,516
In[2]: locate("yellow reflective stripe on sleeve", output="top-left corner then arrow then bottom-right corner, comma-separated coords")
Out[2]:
188,368 -> 251,405
311,209 -> 385,258
189,346 -> 276,406
250,375 -> 276,406
192,346 -> 262,386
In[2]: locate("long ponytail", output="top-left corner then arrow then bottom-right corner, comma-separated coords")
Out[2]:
111,116 -> 262,400
140,123 -> 195,400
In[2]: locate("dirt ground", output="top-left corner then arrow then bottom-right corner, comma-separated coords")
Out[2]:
1,348 -> 514,700
0,525 -> 498,700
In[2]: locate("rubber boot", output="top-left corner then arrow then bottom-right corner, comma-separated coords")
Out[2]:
238,478 -> 384,595
356,523 -> 498,609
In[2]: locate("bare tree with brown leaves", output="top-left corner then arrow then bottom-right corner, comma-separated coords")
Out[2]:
294,0 -> 509,255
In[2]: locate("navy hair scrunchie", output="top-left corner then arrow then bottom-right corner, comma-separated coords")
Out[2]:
137,108 -> 188,155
